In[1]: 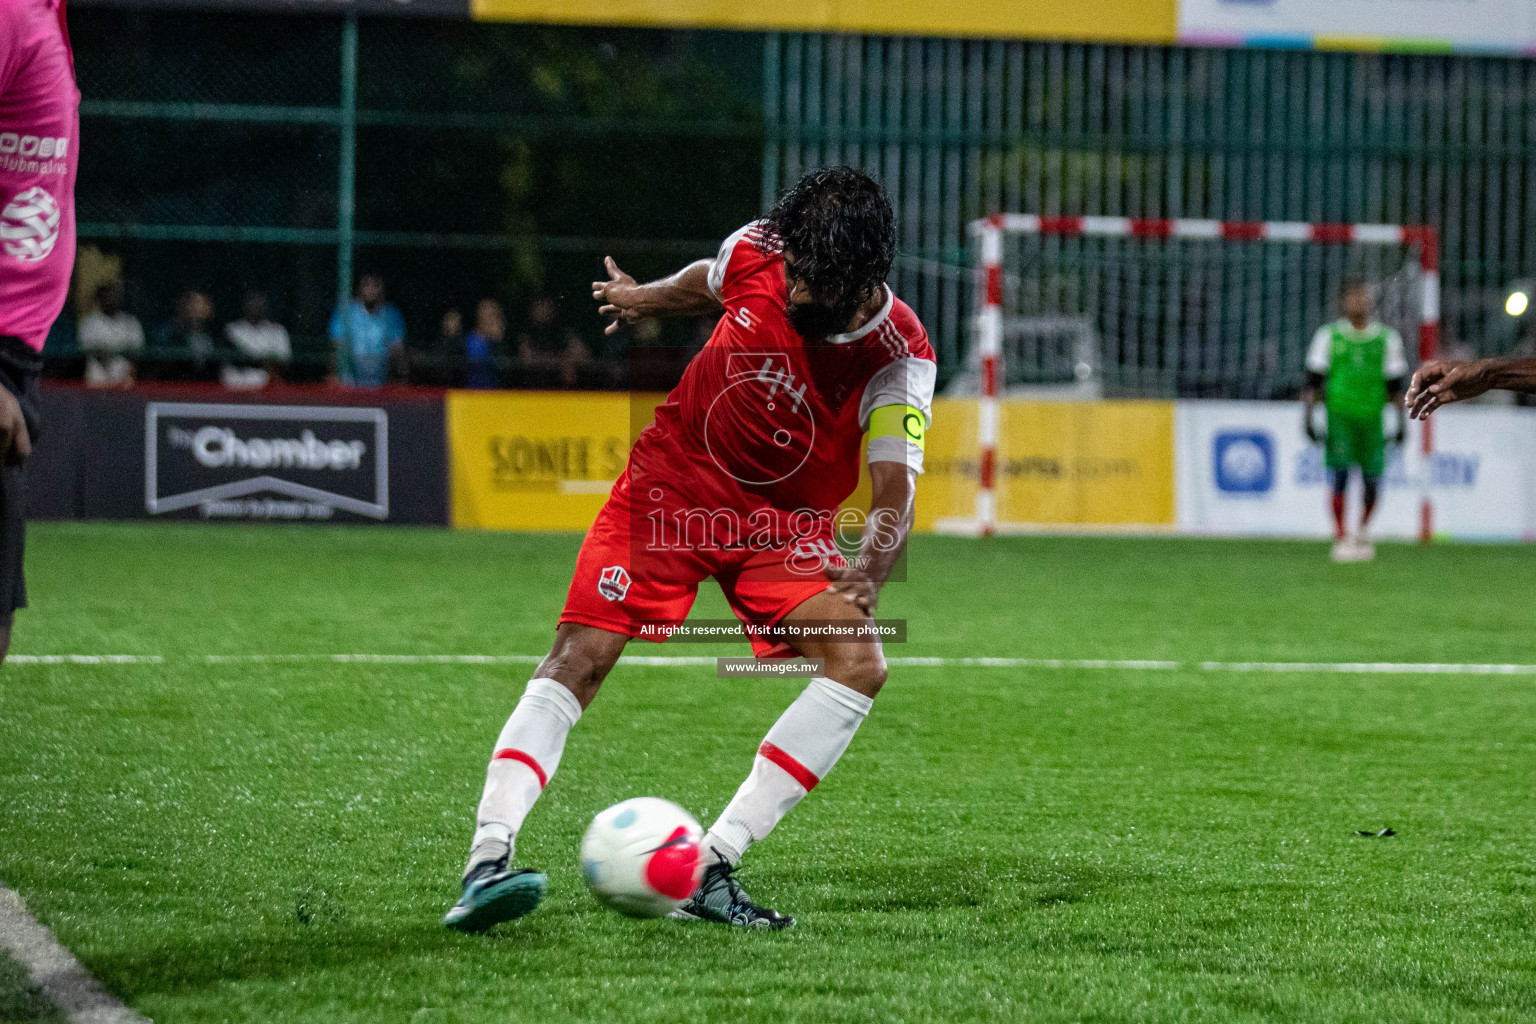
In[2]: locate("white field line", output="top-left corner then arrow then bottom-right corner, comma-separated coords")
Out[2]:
9,653 -> 1536,675
0,884 -> 149,1024
7,655 -> 163,665
891,657 -> 1183,670
1194,660 -> 1536,675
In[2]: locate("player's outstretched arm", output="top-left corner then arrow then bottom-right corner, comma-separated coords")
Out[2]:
1407,357 -> 1536,419
592,256 -> 722,336
825,461 -> 916,615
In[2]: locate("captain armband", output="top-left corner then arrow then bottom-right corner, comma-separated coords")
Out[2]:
868,404 -> 927,450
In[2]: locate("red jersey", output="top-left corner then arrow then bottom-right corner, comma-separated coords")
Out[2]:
629,221 -> 936,531
563,223 -> 933,650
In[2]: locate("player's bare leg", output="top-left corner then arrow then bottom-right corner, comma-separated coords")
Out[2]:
528,621 -> 631,708
444,623 -> 628,931
679,591 -> 886,928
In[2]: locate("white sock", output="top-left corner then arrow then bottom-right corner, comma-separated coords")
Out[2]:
704,676 -> 873,865
467,677 -> 582,873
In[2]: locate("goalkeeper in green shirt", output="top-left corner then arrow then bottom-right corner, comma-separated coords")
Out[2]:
1301,278 -> 1409,562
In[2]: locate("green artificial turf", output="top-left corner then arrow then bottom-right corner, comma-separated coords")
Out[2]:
1,523 -> 1534,1023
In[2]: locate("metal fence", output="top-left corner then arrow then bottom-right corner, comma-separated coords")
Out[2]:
67,14 -> 1536,394
67,9 -> 762,374
762,34 -> 1536,395
968,230 -> 1424,399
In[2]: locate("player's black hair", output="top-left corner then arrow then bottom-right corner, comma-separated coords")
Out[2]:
761,166 -> 895,326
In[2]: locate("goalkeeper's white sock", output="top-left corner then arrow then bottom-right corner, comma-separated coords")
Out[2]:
703,676 -> 873,866
466,677 -> 582,875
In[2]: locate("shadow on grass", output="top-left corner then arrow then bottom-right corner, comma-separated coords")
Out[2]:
82,915 -> 544,1003
0,949 -> 64,1024
805,853 -> 1142,915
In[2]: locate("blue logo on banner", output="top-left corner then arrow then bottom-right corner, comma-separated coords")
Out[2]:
1431,452 -> 1480,487
1214,430 -> 1274,493
1295,447 -> 1479,489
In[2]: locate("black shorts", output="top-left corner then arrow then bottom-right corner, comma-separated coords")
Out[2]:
0,337 -> 42,617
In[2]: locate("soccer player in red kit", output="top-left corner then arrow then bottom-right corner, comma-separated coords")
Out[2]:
444,167 -> 936,931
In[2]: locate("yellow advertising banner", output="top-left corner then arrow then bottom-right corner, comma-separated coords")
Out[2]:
470,0 -> 1176,45
448,391 -> 1173,533
919,399 -> 1175,531
448,390 -> 662,531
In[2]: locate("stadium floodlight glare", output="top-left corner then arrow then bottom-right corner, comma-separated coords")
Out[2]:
1506,290 -> 1529,317
968,214 -> 1441,544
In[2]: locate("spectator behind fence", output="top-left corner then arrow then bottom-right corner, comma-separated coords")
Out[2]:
464,298 -> 506,389
222,290 -> 291,390
412,307 -> 463,387
329,274 -> 404,388
77,281 -> 143,388
517,295 -> 589,388
146,290 -> 220,382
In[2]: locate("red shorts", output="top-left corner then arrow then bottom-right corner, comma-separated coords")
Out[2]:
559,467 -> 844,659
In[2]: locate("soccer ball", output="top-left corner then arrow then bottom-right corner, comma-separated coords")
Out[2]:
580,797 -> 705,918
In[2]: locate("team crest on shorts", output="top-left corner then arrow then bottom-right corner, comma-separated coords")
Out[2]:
597,565 -> 631,602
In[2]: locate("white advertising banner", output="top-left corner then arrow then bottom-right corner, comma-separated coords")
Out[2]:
1175,402 -> 1536,541
1177,0 -> 1536,54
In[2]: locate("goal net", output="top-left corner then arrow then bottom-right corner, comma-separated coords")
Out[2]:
961,215 -> 1440,538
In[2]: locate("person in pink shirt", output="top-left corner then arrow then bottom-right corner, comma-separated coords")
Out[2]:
0,0 -> 77,661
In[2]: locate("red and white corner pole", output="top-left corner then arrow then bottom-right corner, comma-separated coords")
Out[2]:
1415,228 -> 1440,545
976,217 -> 1003,537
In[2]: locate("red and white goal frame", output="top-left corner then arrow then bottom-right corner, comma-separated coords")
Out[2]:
971,214 -> 1441,543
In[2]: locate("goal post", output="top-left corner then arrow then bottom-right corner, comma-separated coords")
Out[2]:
969,214 -> 1440,543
